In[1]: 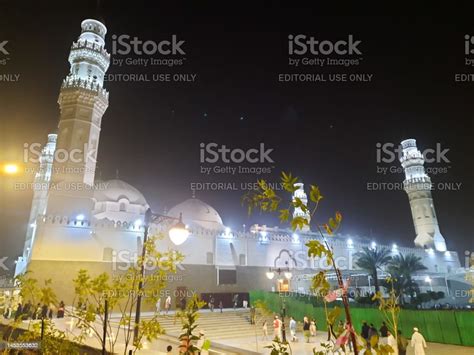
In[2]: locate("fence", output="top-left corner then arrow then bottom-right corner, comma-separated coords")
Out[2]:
249,290 -> 474,346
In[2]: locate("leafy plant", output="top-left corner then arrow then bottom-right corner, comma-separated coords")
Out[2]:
175,294 -> 206,354
243,171 -> 359,354
264,336 -> 292,355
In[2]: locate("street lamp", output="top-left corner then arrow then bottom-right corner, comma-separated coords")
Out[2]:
133,208 -> 189,346
265,264 -> 292,342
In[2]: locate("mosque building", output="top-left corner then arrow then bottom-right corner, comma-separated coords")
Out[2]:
14,19 -> 469,307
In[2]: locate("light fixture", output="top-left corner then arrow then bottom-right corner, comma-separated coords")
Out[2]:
225,227 -> 231,234
76,214 -> 85,221
134,219 -> 142,228
3,163 -> 19,175
392,243 -> 398,251
425,276 -> 432,283
347,238 -> 353,246
266,271 -> 275,280
168,213 -> 190,246
371,241 -> 376,249
292,233 -> 299,243
284,272 -> 292,279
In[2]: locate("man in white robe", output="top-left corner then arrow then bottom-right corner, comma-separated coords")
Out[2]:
387,331 -> 398,355
410,327 -> 427,355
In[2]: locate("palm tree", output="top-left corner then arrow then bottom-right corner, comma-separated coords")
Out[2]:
355,247 -> 392,292
387,253 -> 427,300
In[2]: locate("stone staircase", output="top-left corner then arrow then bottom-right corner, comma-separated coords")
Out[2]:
145,309 -> 275,341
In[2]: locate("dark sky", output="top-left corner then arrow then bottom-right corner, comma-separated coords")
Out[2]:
1,2 -> 473,274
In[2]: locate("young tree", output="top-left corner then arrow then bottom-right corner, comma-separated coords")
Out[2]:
243,172 -> 358,354
70,234 -> 184,354
175,294 -> 206,354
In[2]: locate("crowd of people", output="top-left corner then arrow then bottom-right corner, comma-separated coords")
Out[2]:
259,315 -> 428,355
3,300 -> 65,321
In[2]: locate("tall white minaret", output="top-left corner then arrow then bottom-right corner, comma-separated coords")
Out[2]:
400,139 -> 447,251
292,183 -> 311,232
47,19 -> 110,217
16,134 -> 57,275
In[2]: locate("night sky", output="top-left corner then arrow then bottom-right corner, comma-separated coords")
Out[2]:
1,2 -> 473,274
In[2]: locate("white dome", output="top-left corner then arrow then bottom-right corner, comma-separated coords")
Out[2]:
94,179 -> 148,206
168,198 -> 223,230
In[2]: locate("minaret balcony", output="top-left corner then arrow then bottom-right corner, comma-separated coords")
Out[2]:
61,77 -> 109,101
69,41 -> 110,71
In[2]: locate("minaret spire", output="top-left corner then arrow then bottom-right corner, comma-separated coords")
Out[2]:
400,139 -> 447,251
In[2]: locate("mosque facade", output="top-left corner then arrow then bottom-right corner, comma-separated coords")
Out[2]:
14,19 -> 468,307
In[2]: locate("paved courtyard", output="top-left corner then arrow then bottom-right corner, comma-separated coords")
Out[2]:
219,332 -> 474,355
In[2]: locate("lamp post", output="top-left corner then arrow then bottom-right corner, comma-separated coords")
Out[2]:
265,264 -> 292,342
133,208 -> 189,346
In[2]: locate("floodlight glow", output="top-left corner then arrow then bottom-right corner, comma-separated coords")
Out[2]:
3,163 -> 19,175
425,276 -> 432,283
392,243 -> 398,250
76,214 -> 85,221
347,238 -> 353,246
284,272 -> 292,279
266,271 -> 275,280
371,241 -> 376,249
134,219 -> 142,227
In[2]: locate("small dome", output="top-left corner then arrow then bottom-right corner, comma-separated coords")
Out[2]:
94,179 -> 148,206
168,198 -> 223,230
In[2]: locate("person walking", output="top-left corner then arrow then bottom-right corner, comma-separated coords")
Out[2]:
262,320 -> 268,340
310,319 -> 317,337
397,330 -> 408,355
164,295 -> 171,315
209,295 -> 215,312
233,294 -> 239,310
155,297 -> 161,315
273,315 -> 281,340
303,316 -> 311,343
218,300 -> 223,313
410,327 -> 427,355
289,317 -> 297,342
379,321 -> 389,345
361,321 -> 370,343
387,330 -> 398,355
57,301 -> 65,318
242,298 -> 248,308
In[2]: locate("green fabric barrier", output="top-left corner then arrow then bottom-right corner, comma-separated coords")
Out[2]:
454,311 -> 474,346
250,290 -> 474,346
